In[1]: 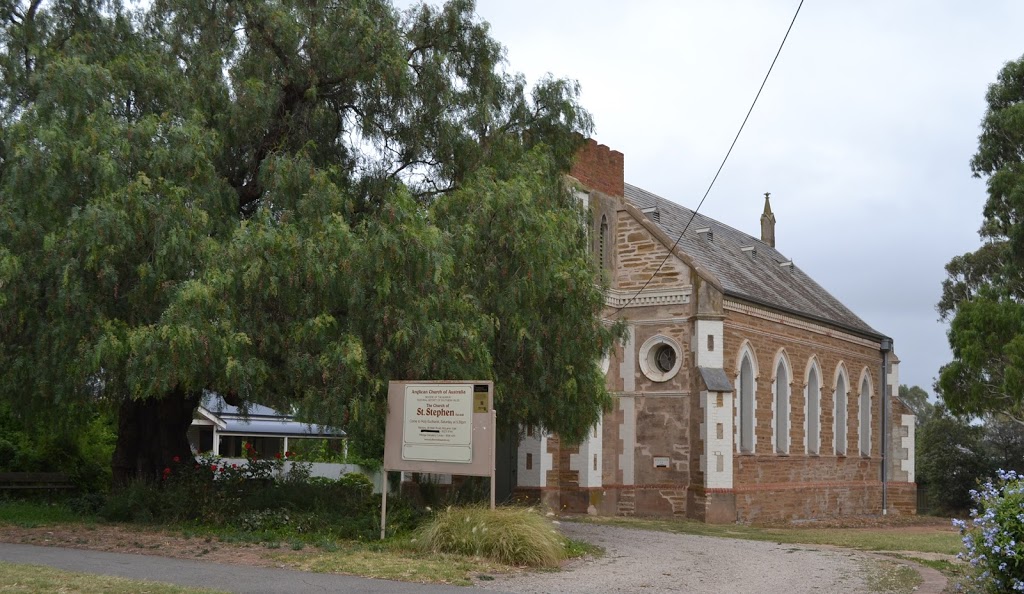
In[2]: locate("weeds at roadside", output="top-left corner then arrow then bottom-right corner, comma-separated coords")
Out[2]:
863,558 -> 922,593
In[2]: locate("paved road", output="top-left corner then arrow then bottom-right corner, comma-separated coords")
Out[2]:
0,522 -> 945,593
0,542 -> 508,593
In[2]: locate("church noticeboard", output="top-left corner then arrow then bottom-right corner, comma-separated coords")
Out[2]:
401,383 -> 473,463
380,380 -> 497,539
382,380 -> 494,476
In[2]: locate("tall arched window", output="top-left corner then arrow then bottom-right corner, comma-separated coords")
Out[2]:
773,356 -> 790,454
805,362 -> 821,455
834,368 -> 848,455
859,374 -> 872,456
599,215 -> 609,268
738,353 -> 755,453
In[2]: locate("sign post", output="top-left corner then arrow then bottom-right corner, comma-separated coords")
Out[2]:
379,381 -> 495,540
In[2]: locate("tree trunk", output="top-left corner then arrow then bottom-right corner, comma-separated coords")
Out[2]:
111,388 -> 201,488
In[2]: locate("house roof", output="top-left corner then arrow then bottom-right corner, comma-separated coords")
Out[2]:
623,183 -> 884,339
197,394 -> 345,438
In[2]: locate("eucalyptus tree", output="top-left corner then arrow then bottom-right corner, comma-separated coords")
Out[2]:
0,0 -> 618,484
939,54 -> 1024,426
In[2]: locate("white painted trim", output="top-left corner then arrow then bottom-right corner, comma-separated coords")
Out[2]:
900,414 -> 916,483
832,363 -> 850,456
195,407 -> 227,430
734,342 -> 758,455
569,417 -> 603,488
619,397 -> 635,485
702,390 -> 734,489
771,350 -> 792,455
638,334 -> 683,383
694,319 -> 724,368
804,358 -> 822,456
516,431 -> 547,488
858,369 -> 873,457
605,287 -> 692,309
621,325 -> 636,392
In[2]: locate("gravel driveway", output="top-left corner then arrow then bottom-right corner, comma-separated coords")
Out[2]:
476,521 -> 878,594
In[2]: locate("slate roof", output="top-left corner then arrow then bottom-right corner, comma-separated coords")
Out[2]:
623,183 -> 883,339
698,367 -> 735,392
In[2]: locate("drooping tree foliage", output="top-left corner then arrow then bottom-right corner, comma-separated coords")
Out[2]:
938,54 -> 1024,425
0,0 -> 619,485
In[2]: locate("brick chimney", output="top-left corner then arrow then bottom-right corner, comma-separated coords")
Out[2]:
760,192 -> 776,248
570,139 -> 624,197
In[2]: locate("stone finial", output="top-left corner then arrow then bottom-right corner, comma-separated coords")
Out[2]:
760,192 -> 776,248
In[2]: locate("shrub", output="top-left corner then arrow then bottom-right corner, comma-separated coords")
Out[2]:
416,506 -> 565,567
100,482 -> 162,523
954,469 -> 1024,592
337,471 -> 374,496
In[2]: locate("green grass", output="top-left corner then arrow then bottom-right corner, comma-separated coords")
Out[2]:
564,537 -> 603,559
579,516 -> 961,555
286,540 -> 509,586
0,500 -> 92,527
0,561 -> 225,593
864,558 -> 923,593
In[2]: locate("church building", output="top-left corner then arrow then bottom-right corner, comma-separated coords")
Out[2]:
515,140 -> 916,522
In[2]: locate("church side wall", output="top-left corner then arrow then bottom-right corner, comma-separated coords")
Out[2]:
723,304 -> 916,521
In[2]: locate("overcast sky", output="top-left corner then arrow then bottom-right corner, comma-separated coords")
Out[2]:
413,0 -> 1024,397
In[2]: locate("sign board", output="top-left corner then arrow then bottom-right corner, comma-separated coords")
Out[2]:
401,383 -> 473,463
382,380 -> 494,476
381,380 -> 496,539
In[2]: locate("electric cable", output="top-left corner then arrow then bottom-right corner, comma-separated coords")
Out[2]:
608,0 -> 805,318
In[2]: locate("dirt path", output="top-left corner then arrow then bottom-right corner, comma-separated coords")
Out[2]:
476,521 -> 918,594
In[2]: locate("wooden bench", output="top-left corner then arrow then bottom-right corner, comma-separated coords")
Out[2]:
0,472 -> 74,491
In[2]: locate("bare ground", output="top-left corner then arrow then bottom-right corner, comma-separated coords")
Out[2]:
0,524 -> 309,569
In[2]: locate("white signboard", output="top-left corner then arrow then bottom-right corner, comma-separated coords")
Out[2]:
401,383 -> 473,463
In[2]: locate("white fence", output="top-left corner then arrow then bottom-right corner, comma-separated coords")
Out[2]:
214,458 -> 383,494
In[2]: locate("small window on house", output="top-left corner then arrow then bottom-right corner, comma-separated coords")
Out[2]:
774,359 -> 790,454
707,334 -> 715,352
638,335 -> 682,383
526,453 -> 533,470
655,345 -> 676,373
835,372 -> 848,455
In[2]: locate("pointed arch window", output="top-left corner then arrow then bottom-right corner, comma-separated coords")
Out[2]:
834,370 -> 848,455
738,353 -> 755,453
806,364 -> 821,455
774,357 -> 790,454
859,375 -> 872,456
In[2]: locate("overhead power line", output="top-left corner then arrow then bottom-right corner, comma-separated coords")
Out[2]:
609,0 -> 805,318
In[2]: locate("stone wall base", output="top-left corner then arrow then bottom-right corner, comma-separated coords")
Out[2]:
515,482 -> 917,522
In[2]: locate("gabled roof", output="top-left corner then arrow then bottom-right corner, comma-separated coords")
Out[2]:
197,394 -> 345,438
624,183 -> 883,339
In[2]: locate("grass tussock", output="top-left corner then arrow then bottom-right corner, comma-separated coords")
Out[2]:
416,506 -> 565,568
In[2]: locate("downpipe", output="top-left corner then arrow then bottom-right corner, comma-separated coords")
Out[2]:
879,337 -> 892,515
